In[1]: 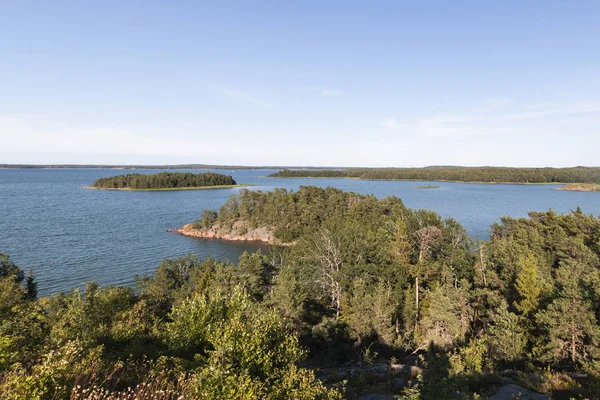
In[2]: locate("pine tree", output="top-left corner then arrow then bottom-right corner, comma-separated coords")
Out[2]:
536,261 -> 600,365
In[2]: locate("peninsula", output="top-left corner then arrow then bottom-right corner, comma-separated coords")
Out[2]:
87,172 -> 249,191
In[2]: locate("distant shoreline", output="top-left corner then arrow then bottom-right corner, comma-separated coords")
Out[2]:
83,184 -> 255,191
266,175 -> 571,185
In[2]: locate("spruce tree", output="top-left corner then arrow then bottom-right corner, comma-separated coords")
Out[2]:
515,254 -> 541,316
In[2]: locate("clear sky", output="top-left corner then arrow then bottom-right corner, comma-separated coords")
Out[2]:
1,1 -> 599,167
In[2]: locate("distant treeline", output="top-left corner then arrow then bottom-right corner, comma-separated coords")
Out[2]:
91,172 -> 236,189
269,166 -> 600,183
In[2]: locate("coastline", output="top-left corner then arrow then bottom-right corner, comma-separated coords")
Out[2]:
266,175 -> 577,185
82,184 -> 255,191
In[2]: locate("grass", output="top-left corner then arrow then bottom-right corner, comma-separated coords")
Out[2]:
83,184 -> 256,191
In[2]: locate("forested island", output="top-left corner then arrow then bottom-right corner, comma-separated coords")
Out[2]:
3,186 -> 600,398
269,166 -> 600,184
88,172 -> 244,191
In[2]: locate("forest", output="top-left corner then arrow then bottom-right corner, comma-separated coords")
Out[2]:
2,186 -> 600,399
90,172 -> 237,190
269,166 -> 600,184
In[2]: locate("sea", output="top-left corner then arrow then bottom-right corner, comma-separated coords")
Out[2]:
1,168 -> 599,295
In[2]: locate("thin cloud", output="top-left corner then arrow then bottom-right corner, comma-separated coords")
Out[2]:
477,98 -> 511,112
0,115 -> 273,160
381,117 -> 401,130
213,86 -> 276,110
417,115 -> 472,138
382,99 -> 600,139
310,86 -> 344,97
499,101 -> 600,121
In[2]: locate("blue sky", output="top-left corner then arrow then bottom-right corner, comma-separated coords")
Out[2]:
1,1 -> 599,166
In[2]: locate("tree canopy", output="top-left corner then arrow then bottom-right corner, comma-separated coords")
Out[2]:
91,172 -> 236,189
269,166 -> 600,184
3,187 -> 600,399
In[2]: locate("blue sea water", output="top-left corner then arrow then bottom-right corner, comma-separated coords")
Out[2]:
1,168 -> 599,295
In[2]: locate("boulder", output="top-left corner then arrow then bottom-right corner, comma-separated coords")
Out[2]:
391,377 -> 407,391
357,394 -> 395,400
368,363 -> 390,375
390,363 -> 422,377
489,384 -> 548,400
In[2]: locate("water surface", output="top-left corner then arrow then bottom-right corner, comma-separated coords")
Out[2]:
1,168 -> 599,295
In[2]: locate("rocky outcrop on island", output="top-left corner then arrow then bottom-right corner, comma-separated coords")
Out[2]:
557,183 -> 600,192
169,220 -> 281,244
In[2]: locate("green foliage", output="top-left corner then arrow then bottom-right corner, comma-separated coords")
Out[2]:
25,270 -> 37,300
270,365 -> 343,399
514,254 -> 541,316
0,276 -> 25,318
450,338 -> 487,375
3,188 -> 600,398
0,254 -> 37,309
237,250 -> 273,300
0,261 -> 341,398
190,367 -> 265,399
199,209 -> 218,229
419,284 -> 471,348
47,283 -> 136,348
343,278 -> 396,345
91,172 -> 236,189
487,302 -> 526,363
0,340 -> 105,400
536,261 -> 600,365
0,253 -> 25,283
200,186 -> 406,243
166,286 -> 305,379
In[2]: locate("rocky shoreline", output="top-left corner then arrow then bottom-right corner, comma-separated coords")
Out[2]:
556,183 -> 600,192
169,221 -> 282,245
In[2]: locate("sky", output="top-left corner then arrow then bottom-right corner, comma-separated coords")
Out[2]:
1,1 -> 599,167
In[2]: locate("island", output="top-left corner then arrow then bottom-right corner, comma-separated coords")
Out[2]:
86,172 -> 252,191
171,186 -> 405,245
414,185 -> 440,189
268,166 -> 600,184
558,183 -> 600,192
